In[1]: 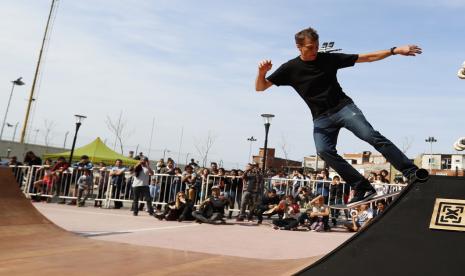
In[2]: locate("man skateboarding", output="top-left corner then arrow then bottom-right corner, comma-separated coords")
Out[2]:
255,27 -> 428,206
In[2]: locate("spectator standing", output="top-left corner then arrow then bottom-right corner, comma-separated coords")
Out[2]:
109,159 -> 127,209
51,157 -> 70,199
67,155 -> 94,205
236,163 -> 263,222
76,169 -> 92,207
132,157 -> 154,216
23,151 -> 42,166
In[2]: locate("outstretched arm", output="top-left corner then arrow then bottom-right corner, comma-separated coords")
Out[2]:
356,45 -> 422,63
255,60 -> 274,91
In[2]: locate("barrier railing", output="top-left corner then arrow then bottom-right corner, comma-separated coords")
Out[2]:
16,165 -> 406,216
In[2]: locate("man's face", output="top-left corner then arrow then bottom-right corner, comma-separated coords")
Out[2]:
115,160 -> 122,167
377,203 -> 385,211
297,37 -> 319,61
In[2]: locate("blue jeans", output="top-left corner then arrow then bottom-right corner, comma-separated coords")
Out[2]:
313,103 -> 417,191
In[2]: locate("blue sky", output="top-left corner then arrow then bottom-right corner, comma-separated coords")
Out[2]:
1,0 -> 464,168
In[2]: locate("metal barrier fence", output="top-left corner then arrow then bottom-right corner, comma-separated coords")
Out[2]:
14,165 -> 406,215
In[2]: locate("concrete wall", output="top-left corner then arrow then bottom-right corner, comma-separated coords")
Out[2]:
0,140 -> 67,161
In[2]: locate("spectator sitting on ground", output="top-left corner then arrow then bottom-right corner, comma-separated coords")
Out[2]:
374,200 -> 386,217
296,186 -> 313,207
344,203 -> 374,232
192,186 -> 228,224
271,195 -> 300,230
32,158 -> 53,201
76,169 -> 92,207
256,189 -> 281,224
155,191 -> 195,221
307,195 -> 330,232
23,151 -> 42,166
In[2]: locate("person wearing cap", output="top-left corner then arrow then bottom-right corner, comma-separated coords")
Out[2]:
192,185 -> 228,224
236,162 -> 263,222
132,157 -> 155,216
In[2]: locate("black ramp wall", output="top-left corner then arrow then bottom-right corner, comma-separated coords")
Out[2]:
296,176 -> 465,276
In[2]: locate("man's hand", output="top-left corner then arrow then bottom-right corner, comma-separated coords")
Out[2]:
394,45 -> 422,56
255,60 -> 274,91
258,60 -> 273,75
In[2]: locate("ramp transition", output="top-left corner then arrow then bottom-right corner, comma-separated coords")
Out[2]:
296,175 -> 465,276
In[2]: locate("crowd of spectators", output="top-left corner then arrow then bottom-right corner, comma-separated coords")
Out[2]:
5,151 -> 398,232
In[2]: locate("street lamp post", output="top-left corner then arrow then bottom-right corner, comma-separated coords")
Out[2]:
33,129 -> 40,144
185,152 -> 190,166
261,114 -> 275,175
69,115 -> 86,164
1,77 -> 25,140
63,131 -> 69,148
425,136 -> 437,173
163,149 -> 170,160
247,136 -> 257,163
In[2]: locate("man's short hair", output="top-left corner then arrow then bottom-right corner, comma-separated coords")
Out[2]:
295,27 -> 319,45
81,155 -> 89,160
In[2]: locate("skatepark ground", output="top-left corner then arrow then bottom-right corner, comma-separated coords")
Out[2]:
0,168 -> 351,275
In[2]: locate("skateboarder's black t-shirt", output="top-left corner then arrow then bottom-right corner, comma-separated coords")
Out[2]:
266,53 -> 358,120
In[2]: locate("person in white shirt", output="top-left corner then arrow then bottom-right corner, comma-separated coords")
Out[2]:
344,203 -> 374,232
132,157 -> 154,216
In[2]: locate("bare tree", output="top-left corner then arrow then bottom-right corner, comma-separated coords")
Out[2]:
194,131 -> 216,167
105,111 -> 132,154
401,136 -> 414,154
43,119 -> 55,148
280,134 -> 291,174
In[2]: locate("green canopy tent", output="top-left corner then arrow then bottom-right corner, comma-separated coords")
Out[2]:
43,137 -> 138,166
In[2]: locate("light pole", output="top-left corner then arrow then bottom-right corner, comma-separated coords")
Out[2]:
261,114 -> 275,175
247,136 -> 257,163
163,148 -> 170,160
425,136 -> 437,173
6,122 -> 19,142
1,77 -> 25,140
69,115 -> 86,164
63,131 -> 69,148
185,152 -> 190,166
33,129 -> 40,144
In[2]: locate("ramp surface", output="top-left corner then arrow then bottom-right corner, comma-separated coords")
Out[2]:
0,168 -> 315,276
297,175 -> 465,276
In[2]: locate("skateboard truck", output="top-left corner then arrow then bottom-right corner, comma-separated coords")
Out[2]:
408,168 -> 429,184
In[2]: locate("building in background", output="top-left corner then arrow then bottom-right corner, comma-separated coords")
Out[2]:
252,148 -> 302,174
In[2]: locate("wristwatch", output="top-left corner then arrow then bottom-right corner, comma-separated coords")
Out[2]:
390,47 -> 397,55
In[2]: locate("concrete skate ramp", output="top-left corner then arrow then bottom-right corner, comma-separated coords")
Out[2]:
297,175 -> 465,276
0,168 -> 316,275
